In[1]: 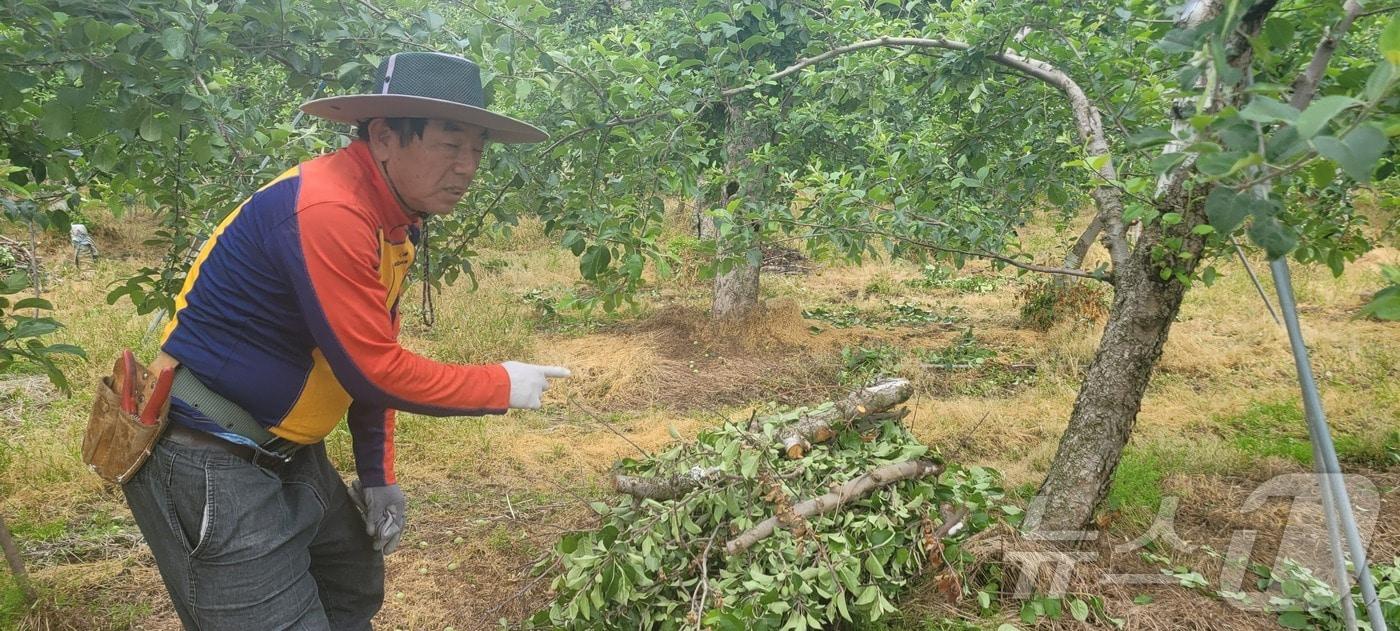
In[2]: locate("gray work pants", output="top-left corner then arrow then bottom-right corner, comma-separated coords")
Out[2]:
123,437 -> 384,630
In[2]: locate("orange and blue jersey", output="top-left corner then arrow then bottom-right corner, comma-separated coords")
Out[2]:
160,140 -> 511,487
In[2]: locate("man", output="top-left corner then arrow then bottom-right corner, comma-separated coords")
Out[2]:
122,52 -> 568,630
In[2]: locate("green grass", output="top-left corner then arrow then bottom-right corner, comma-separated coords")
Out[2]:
1224,401 -> 1313,466
1107,446 -> 1171,527
0,577 -> 27,629
1219,400 -> 1398,468
8,515 -> 67,543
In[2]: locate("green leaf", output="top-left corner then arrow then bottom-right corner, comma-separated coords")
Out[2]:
835,591 -> 851,621
1150,152 -> 1187,175
1133,594 -> 1154,605
422,9 -> 444,31
1069,598 -> 1090,622
696,12 -> 730,28
864,554 -> 887,578
1020,601 -> 1039,624
1196,151 -> 1245,177
1312,124 -> 1387,181
855,585 -> 878,606
1127,128 -> 1174,148
739,450 -> 759,478
1262,18 -> 1294,48
190,134 -> 214,164
1277,611 -> 1311,630
1306,160 -> 1336,189
161,27 -> 187,59
12,297 -> 53,311
1248,215 -> 1298,260
42,343 -> 86,359
1294,95 -> 1361,139
10,318 -> 61,339
1381,11 -> 1400,65
1238,97 -> 1299,124
83,20 -> 108,45
579,245 -> 611,279
703,611 -> 746,631
1363,62 -> 1395,102
1266,126 -> 1307,163
39,107 -> 72,138
139,115 -> 162,142
336,61 -> 362,81
1361,287 -> 1400,320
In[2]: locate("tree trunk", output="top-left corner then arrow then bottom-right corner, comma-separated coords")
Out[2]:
712,254 -> 761,319
1029,243 -> 1193,532
711,97 -> 767,319
1029,0 -> 1274,535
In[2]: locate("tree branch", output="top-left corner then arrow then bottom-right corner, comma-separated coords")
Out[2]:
775,218 -> 1113,283
1290,0 -> 1365,108
537,111 -> 675,156
613,467 -> 727,501
725,460 -> 943,555
1359,4 -> 1400,17
777,379 -> 913,458
1058,213 -> 1107,286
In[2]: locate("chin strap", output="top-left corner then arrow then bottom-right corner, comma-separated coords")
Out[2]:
419,220 -> 435,327
379,159 -> 436,328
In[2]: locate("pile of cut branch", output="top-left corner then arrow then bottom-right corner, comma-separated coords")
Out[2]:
528,379 -> 1008,630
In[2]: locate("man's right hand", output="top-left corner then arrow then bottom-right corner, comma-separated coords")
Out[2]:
502,361 -> 571,409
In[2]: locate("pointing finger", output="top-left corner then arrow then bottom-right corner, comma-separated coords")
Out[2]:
539,366 -> 571,379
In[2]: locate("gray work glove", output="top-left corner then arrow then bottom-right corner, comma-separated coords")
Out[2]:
502,361 -> 571,409
349,480 -> 405,555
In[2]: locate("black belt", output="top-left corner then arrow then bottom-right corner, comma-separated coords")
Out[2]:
164,425 -> 295,472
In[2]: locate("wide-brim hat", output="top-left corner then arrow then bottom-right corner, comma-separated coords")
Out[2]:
301,52 -> 547,144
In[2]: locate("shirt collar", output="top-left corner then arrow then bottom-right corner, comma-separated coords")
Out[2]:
344,140 -> 416,228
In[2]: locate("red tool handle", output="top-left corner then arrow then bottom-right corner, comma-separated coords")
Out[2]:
119,349 -> 138,416
140,368 -> 174,426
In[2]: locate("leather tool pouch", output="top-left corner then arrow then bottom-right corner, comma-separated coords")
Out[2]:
81,354 -> 171,484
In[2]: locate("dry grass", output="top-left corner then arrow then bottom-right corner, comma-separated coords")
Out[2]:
1,209 -> 1397,630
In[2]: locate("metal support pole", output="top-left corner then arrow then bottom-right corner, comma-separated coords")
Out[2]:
1269,258 -> 1387,631
1312,438 -> 1359,631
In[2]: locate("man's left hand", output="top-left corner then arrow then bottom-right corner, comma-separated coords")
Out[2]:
349,480 -> 406,554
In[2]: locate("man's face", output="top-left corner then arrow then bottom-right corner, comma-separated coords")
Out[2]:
367,118 -> 486,216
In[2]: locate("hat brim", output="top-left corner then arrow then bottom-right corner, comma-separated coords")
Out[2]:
301,95 -> 548,144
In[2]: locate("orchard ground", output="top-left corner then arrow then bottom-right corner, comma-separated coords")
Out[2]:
1,202 -> 1396,630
